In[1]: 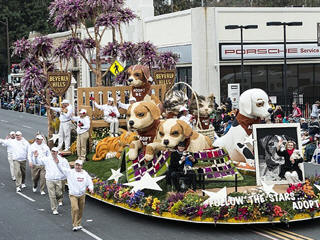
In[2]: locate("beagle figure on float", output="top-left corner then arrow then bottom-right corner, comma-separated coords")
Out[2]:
127,65 -> 161,105
144,119 -> 213,161
213,88 -> 272,169
127,101 -> 161,160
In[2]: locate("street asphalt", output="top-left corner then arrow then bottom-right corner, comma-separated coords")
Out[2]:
0,108 -> 319,240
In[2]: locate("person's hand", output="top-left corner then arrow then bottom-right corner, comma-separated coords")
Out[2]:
89,189 -> 94,194
45,104 -> 50,109
29,162 -> 33,168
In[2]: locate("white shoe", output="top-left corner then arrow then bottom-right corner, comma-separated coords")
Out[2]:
40,191 -> 46,195
33,187 -> 37,193
76,226 -> 83,230
21,184 -> 26,189
16,187 -> 21,192
58,202 -> 63,206
63,148 -> 70,152
52,210 -> 59,215
72,227 -> 78,231
12,177 -> 16,181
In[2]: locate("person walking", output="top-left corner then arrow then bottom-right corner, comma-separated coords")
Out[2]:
49,99 -> 73,151
28,134 -> 50,195
94,97 -> 120,137
11,131 -> 30,192
71,109 -> 90,161
0,131 -> 16,181
35,147 -> 70,215
56,159 -> 93,231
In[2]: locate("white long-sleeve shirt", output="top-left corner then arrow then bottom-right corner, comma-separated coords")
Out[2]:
51,104 -> 73,122
28,142 -> 50,166
3,138 -> 30,161
57,163 -> 93,197
37,155 -> 70,181
0,138 -> 16,154
94,102 -> 120,118
71,116 -> 90,134
118,101 -> 130,110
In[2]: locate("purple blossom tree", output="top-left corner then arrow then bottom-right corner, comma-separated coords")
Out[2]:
49,0 -> 137,86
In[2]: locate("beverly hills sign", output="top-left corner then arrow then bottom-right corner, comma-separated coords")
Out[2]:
47,72 -> 71,96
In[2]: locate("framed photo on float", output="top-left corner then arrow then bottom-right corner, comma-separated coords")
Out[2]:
253,123 -> 304,186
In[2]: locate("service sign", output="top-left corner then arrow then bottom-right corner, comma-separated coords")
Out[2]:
220,43 -> 320,60
153,69 -> 176,92
47,72 -> 71,96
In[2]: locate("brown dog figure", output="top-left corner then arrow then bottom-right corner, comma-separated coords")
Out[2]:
127,65 -> 161,105
145,119 -> 213,161
127,101 -> 161,160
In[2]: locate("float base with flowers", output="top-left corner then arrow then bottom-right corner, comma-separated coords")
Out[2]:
85,164 -> 320,224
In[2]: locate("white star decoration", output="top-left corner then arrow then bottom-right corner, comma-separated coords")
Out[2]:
259,181 -> 277,195
49,134 -> 59,143
124,173 -> 165,193
107,168 -> 123,183
244,135 -> 254,145
202,187 -> 227,206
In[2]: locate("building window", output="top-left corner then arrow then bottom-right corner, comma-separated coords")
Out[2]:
268,65 -> 282,94
298,64 -> 313,98
251,65 -> 267,90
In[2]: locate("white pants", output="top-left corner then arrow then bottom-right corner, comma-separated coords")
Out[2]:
58,121 -> 71,150
104,117 -> 119,135
285,171 -> 300,184
7,152 -> 14,179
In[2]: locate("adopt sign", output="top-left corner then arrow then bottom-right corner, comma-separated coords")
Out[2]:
47,72 -> 71,96
153,70 -> 176,92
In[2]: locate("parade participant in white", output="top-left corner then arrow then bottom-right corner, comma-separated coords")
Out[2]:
49,99 -> 73,151
94,97 -> 120,137
71,109 -> 90,161
35,147 -> 70,215
10,131 -> 29,192
178,106 -> 193,128
0,131 -> 16,181
117,97 -> 136,110
28,134 -> 50,195
56,159 -> 93,231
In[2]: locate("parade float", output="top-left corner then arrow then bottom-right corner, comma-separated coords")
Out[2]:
70,65 -> 320,225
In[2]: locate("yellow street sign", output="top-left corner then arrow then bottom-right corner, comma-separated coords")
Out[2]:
109,60 -> 124,76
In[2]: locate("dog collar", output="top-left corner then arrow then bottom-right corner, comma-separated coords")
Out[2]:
235,113 -> 261,135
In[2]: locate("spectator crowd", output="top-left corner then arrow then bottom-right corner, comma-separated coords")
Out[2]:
0,84 -> 47,115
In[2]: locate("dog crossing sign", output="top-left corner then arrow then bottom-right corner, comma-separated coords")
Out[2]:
109,60 -> 124,76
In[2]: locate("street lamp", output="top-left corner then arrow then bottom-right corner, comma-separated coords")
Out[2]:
225,25 -> 258,82
266,21 -> 302,114
0,18 -> 10,76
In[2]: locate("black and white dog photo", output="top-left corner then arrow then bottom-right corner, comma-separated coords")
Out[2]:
253,123 -> 303,185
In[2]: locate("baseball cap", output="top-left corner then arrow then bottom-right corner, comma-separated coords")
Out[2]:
51,147 -> 59,152
79,109 -> 87,114
9,131 -> 15,135
61,99 -> 70,104
35,135 -> 44,140
15,131 -> 22,136
129,97 -> 136,102
74,159 -> 83,165
108,97 -> 114,102
177,141 -> 186,147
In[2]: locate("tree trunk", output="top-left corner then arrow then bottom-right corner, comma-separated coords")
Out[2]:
46,88 -> 55,148
95,42 -> 102,86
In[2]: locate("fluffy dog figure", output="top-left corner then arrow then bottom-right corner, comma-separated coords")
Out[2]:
189,94 -> 215,129
259,135 -> 287,181
127,101 -> 161,160
127,65 -> 160,105
214,88 -> 272,168
145,119 -> 212,161
163,90 -> 188,118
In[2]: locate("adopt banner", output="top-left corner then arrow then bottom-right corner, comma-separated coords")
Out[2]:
47,72 -> 71,96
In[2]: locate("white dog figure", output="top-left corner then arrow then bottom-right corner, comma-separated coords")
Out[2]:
214,88 -> 272,169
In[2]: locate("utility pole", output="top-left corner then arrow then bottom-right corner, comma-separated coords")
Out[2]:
0,18 -> 10,76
